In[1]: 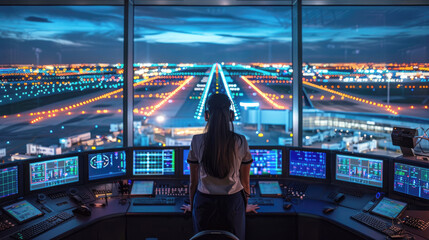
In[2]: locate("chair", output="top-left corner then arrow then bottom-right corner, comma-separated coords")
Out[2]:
189,230 -> 240,240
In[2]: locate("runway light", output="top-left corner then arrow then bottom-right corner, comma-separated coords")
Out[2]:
156,115 -> 166,123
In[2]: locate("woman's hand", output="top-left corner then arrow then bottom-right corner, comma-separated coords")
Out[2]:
181,204 -> 192,213
246,204 -> 260,213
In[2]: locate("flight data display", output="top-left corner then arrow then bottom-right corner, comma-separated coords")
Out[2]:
30,156 -> 79,191
0,166 -> 18,199
250,149 -> 282,175
88,151 -> 126,180
336,154 -> 383,188
133,149 -> 175,176
394,162 -> 429,200
3,200 -> 43,223
289,150 -> 326,179
371,197 -> 407,219
183,149 -> 191,175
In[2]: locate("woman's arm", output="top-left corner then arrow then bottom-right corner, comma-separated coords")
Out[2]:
189,163 -> 199,209
239,163 -> 251,206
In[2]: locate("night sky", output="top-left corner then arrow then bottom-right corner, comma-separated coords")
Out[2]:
0,6 -> 427,65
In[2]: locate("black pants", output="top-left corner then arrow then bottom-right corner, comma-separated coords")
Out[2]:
192,190 -> 245,240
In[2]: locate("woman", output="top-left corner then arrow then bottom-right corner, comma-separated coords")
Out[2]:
181,93 -> 259,240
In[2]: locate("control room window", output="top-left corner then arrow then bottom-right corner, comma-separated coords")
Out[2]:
133,6 -> 292,147
0,6 -> 124,164
302,6 -> 429,156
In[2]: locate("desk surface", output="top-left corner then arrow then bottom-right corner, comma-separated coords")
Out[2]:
0,179 -> 428,240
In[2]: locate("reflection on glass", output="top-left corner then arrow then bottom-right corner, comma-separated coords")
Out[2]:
0,6 -> 124,165
133,6 -> 293,147
302,7 -> 429,156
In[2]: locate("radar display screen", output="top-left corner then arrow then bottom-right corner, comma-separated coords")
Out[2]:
0,166 -> 18,200
289,150 -> 326,179
183,149 -> 191,175
371,197 -> 407,219
133,149 -> 175,176
249,149 -> 282,175
88,151 -> 126,180
394,162 -> 429,200
336,154 -> 383,188
30,156 -> 79,191
3,200 -> 44,223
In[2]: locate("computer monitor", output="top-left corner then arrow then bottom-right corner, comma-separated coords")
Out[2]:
289,149 -> 327,179
335,154 -> 383,188
249,148 -> 282,175
393,162 -> 429,200
88,150 -> 126,181
0,166 -> 19,200
183,148 -> 282,176
133,149 -> 175,176
2,200 -> 44,224
29,156 -> 79,191
183,149 -> 191,175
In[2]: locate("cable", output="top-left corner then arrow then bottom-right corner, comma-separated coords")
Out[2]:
414,127 -> 429,154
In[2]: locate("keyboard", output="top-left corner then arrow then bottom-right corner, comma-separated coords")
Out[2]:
351,212 -> 403,237
11,212 -> 73,240
133,197 -> 176,206
248,198 -> 274,206
403,216 -> 429,231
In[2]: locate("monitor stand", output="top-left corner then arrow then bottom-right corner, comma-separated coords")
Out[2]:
400,146 -> 415,157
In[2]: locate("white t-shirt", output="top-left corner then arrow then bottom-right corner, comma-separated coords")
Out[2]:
187,133 -> 253,195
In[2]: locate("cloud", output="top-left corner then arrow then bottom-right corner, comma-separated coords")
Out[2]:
25,16 -> 52,23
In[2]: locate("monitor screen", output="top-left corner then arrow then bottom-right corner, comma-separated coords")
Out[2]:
30,156 -> 79,191
394,162 -> 429,200
0,166 -> 19,199
183,148 -> 283,176
259,181 -> 282,196
131,181 -> 154,196
183,149 -> 190,175
289,150 -> 326,179
336,154 -> 383,188
3,200 -> 44,223
133,149 -> 175,176
249,149 -> 282,175
371,197 -> 407,219
88,151 -> 126,180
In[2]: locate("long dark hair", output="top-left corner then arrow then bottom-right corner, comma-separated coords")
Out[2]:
202,93 -> 239,179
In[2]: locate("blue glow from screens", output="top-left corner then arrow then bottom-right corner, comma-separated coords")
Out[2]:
289,150 -> 326,179
183,149 -> 190,175
133,149 -> 175,176
88,151 -> 126,180
336,154 -> 383,188
250,149 -> 282,175
0,166 -> 18,199
394,162 -> 429,200
30,156 -> 79,191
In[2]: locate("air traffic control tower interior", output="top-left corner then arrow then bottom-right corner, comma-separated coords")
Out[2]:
0,0 -> 429,239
